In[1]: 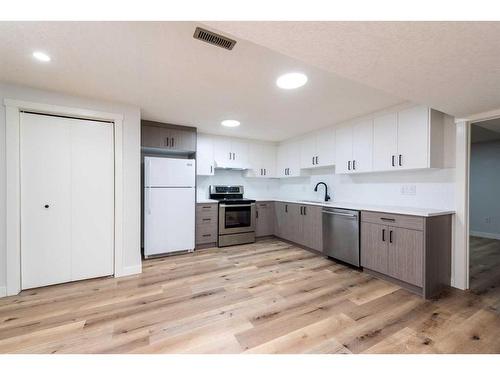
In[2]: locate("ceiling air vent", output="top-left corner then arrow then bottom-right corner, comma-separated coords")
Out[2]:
193,27 -> 236,50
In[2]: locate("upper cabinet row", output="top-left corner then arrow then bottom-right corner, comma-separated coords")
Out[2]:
196,105 -> 450,177
335,105 -> 450,174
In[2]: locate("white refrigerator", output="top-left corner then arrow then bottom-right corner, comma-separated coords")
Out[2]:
144,157 -> 196,258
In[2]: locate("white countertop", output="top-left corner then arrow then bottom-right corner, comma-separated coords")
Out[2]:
249,198 -> 454,217
197,197 -> 454,217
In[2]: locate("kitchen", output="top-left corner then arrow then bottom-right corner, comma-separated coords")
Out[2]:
0,19 -> 499,357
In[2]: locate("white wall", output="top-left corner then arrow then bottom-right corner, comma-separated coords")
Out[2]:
0,82 -> 142,292
470,140 -> 500,239
196,169 -> 280,200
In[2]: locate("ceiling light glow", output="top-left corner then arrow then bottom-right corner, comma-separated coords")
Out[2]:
33,51 -> 51,62
221,120 -> 240,127
276,72 -> 308,89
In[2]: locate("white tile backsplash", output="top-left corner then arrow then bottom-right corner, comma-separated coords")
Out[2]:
197,167 -> 456,210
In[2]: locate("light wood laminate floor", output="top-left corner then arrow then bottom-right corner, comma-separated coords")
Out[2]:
1,238 -> 500,354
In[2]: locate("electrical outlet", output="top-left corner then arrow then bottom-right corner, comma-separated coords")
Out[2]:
401,184 -> 417,196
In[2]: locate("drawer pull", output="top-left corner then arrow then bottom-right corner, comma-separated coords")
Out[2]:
380,217 -> 396,222
202,206 -> 212,209
202,218 -> 211,221
202,234 -> 211,237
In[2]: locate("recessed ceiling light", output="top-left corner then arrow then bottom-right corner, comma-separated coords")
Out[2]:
221,120 -> 240,128
33,51 -> 51,62
276,72 -> 308,90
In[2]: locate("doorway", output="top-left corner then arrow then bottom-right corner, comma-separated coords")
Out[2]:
469,118 -> 500,303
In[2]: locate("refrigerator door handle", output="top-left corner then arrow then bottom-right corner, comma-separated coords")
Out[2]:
147,158 -> 152,214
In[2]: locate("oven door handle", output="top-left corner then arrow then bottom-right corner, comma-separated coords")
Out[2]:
219,203 -> 255,208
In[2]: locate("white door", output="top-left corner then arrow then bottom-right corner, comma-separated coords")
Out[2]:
20,113 -> 114,289
231,138 -> 248,168
373,113 -> 398,171
144,187 -> 195,256
213,136 -> 232,168
315,127 -> 335,167
196,133 -> 214,176
300,134 -> 316,169
397,105 -> 430,170
352,120 -> 374,173
145,157 -> 195,187
335,125 -> 353,174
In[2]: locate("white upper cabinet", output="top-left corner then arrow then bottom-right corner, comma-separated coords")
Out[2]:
246,141 -> 277,178
373,113 -> 398,171
396,105 -> 430,170
335,120 -> 373,174
277,139 -> 301,177
213,136 -> 249,169
299,127 -> 335,169
336,105 -> 447,174
372,105 -> 446,172
196,133 -> 215,176
352,120 -> 373,173
335,125 -> 353,174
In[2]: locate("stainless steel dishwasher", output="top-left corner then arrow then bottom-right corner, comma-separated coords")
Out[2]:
322,207 -> 360,267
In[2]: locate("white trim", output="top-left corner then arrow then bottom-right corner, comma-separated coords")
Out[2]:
4,99 -> 127,296
0,286 -> 6,298
470,231 -> 500,240
454,107 -> 500,291
120,265 -> 143,277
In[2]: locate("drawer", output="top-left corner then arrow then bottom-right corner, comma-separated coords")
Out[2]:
361,211 -> 424,231
256,201 -> 273,208
196,203 -> 218,216
196,224 -> 217,244
196,214 -> 217,226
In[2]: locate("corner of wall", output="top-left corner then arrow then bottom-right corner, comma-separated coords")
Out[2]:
0,286 -> 6,298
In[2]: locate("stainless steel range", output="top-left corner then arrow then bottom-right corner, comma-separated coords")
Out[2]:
209,185 -> 256,247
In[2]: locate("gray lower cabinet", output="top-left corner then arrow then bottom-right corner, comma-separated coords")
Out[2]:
360,211 -> 451,298
273,202 -> 322,252
256,202 -> 275,237
141,120 -> 196,152
196,203 -> 218,246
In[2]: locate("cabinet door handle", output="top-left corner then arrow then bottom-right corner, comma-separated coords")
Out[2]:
164,137 -> 169,147
256,210 -> 259,218
312,157 -> 315,165
382,229 -> 386,242
202,218 -> 211,222
229,152 -> 231,160
285,204 -> 288,213
348,161 -> 351,171
233,152 -> 236,160
398,154 -> 402,166
264,169 -> 266,176
353,160 -> 356,170
202,234 -> 211,238
380,217 -> 396,222
300,206 -> 303,215
316,156 -> 319,165
210,165 -> 213,174
389,230 -> 393,243
171,137 -> 175,148
303,206 -> 307,215
392,155 -> 395,167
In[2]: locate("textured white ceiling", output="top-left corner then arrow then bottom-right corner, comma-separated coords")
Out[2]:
0,21 -> 403,141
205,21 -> 500,117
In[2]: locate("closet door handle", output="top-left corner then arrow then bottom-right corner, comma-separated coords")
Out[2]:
398,154 -> 402,166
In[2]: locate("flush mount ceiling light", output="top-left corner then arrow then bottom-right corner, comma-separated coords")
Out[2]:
32,51 -> 51,62
221,120 -> 240,127
276,72 -> 308,90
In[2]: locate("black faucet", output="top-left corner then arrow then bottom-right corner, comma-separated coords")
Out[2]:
314,182 -> 331,202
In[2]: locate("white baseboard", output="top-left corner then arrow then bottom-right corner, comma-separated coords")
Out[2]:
470,231 -> 500,240
0,286 -> 7,298
116,264 -> 142,278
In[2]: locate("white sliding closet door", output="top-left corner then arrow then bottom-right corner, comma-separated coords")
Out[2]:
20,113 -> 114,289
